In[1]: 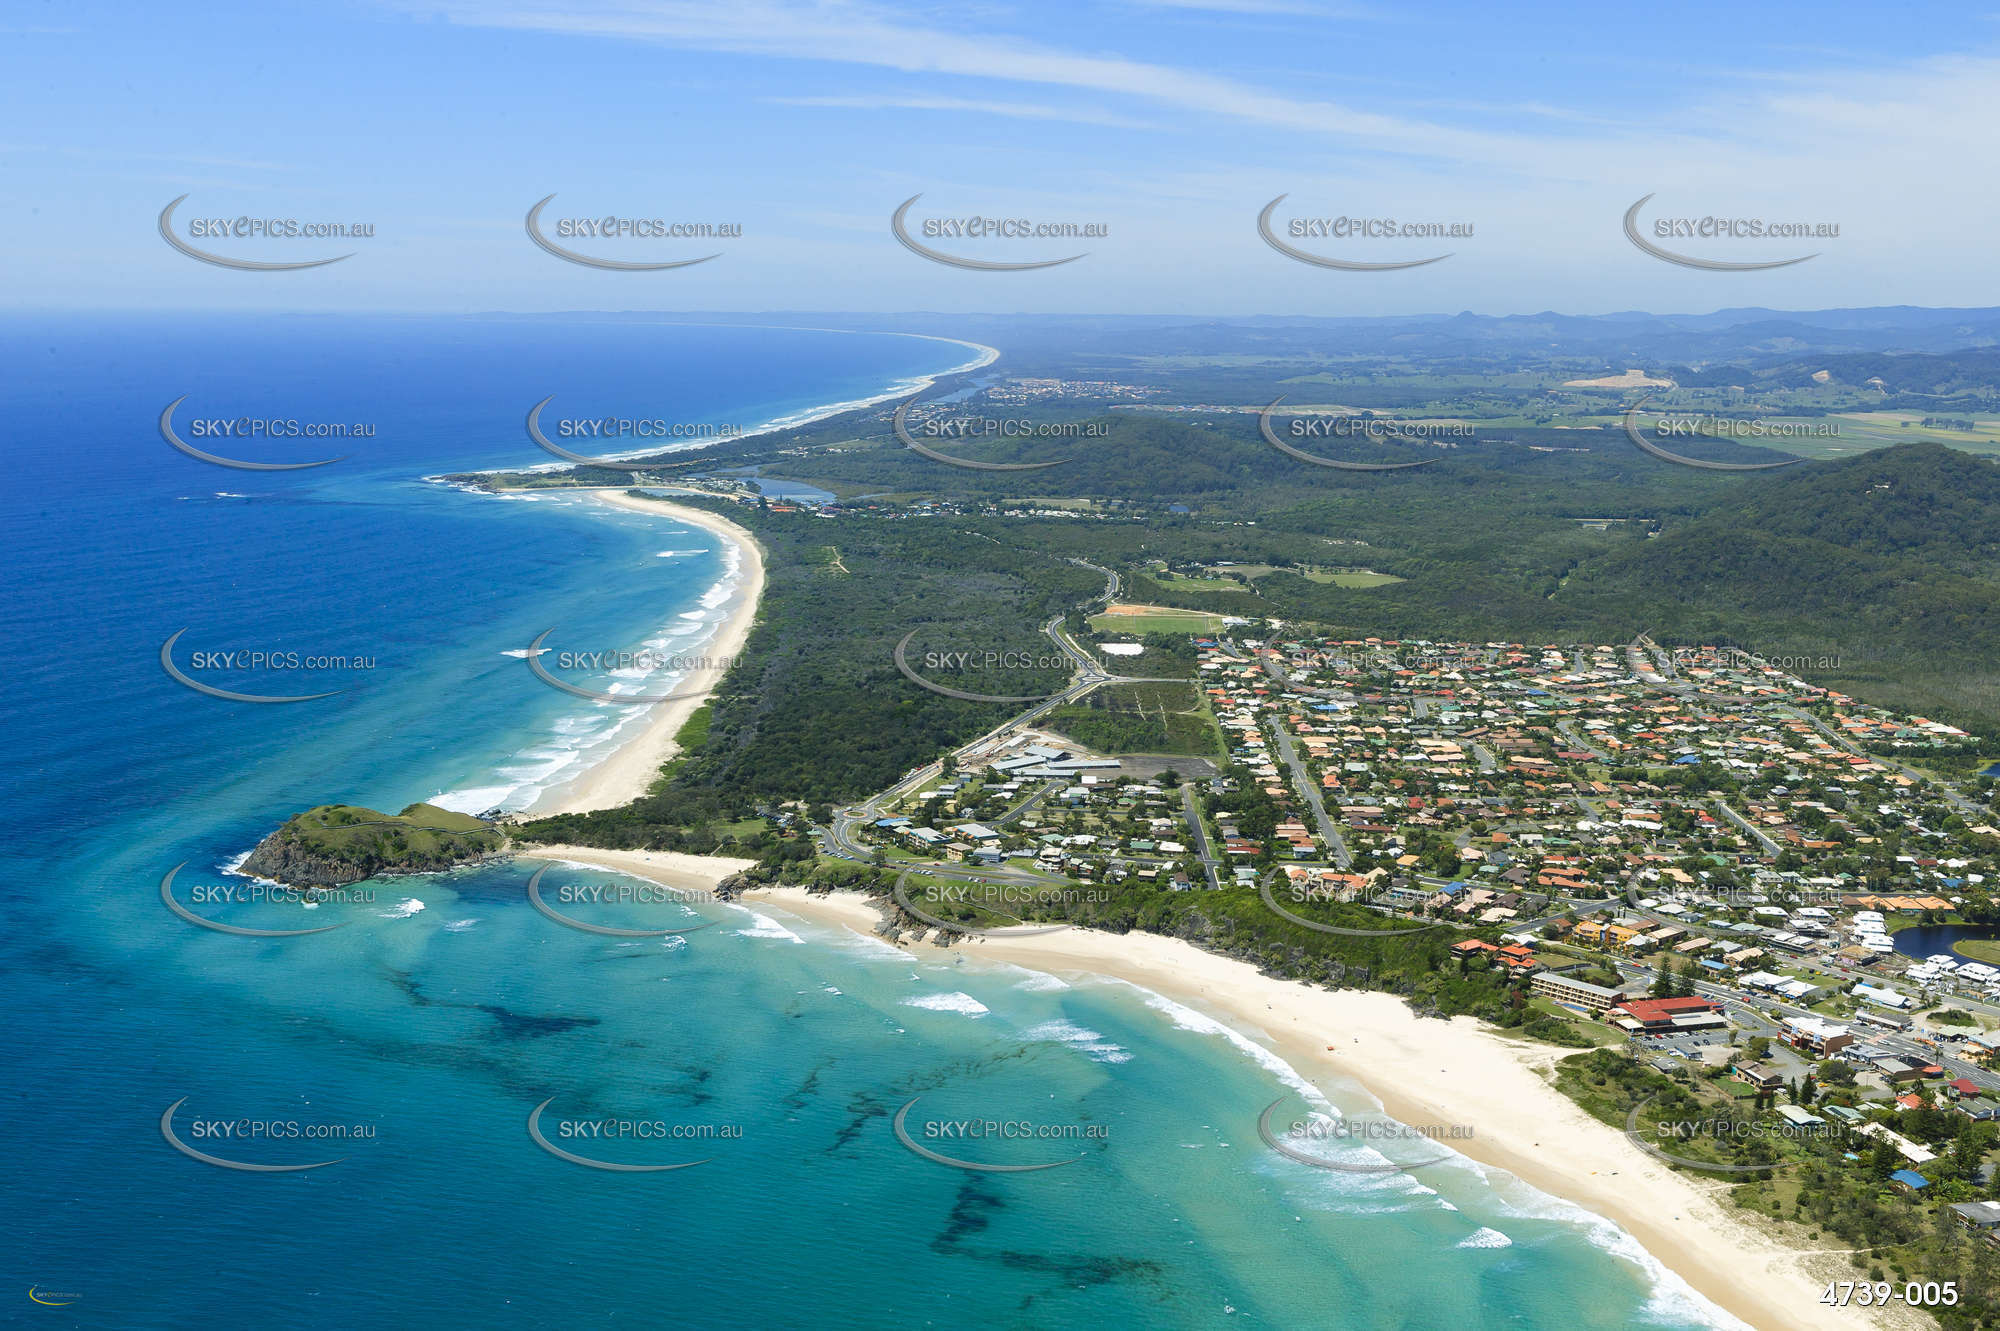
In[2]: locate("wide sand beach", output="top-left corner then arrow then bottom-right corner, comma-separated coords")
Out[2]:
528,492 -> 765,816
725,886 -> 1920,1331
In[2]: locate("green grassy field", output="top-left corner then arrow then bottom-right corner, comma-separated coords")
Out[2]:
1953,938 -> 2000,966
1089,604 -> 1233,636
1206,563 -> 1403,588
1044,681 -> 1224,757
1154,570 -> 1253,592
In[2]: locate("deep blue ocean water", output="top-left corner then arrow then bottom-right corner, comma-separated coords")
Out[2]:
2,317 -> 1737,1330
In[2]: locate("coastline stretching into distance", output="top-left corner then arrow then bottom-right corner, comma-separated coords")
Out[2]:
510,329 -> 998,815
479,328 -> 1000,475
522,843 -> 1916,1331
526,493 -> 767,817
496,333 -> 1899,1331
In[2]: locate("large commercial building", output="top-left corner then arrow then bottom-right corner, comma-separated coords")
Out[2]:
1530,971 -> 1627,1015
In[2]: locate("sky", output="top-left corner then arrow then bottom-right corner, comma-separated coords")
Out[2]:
6,0 -> 1999,316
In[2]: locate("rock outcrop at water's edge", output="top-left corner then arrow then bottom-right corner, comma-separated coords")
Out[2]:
240,802 -> 507,889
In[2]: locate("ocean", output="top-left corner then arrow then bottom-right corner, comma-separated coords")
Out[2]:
2,316 -> 1738,1330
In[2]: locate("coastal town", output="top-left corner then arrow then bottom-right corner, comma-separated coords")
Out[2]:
837,619 -> 2000,1240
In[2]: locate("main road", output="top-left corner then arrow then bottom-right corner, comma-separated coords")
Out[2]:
1270,722 -> 1353,869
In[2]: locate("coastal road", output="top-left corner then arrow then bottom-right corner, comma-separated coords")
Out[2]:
1709,797 -> 1781,856
1617,957 -> 2000,1095
822,556 -> 1171,878
1270,722 -> 1352,869
1554,718 -> 1610,761
993,779 -> 1061,828
1626,635 -> 1691,694
1181,783 -> 1223,890
1779,704 -> 1985,820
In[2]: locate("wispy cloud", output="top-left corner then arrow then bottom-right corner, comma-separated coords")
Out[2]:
1118,0 -> 1368,16
767,94 -> 1155,130
409,0 -> 1516,165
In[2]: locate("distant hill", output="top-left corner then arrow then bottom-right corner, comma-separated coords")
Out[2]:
1556,444 -> 2000,724
578,306 -> 2000,365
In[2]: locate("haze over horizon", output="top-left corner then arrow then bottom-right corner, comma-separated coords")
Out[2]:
8,0 -> 1999,317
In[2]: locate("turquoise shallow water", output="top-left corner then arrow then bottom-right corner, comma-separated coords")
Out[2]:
2,316 -> 1737,1329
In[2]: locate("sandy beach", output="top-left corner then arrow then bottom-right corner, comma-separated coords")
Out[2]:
523,843 -> 760,891
497,330 -> 995,816
728,886 -> 1919,1331
527,493 -> 765,816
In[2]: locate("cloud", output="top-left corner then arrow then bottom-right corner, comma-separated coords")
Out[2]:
410,0 -> 1513,165
767,94 -> 1155,130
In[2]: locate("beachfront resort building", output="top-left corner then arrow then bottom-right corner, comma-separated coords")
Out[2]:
1530,971 -> 1626,1015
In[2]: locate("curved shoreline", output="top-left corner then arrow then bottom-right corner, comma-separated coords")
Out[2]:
485,326 -> 993,813
524,493 -> 765,816
455,325 -> 999,476
727,886 -> 1917,1331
